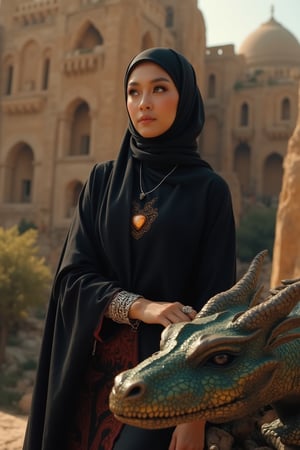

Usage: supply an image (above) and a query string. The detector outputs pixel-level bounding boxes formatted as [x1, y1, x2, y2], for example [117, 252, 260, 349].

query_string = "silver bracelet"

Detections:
[106, 290, 141, 328]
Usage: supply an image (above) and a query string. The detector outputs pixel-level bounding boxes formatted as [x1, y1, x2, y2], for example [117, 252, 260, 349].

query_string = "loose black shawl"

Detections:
[23, 48, 236, 450]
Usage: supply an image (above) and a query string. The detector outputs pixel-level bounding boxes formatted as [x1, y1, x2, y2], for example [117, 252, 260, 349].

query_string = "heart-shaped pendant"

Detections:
[132, 214, 146, 231]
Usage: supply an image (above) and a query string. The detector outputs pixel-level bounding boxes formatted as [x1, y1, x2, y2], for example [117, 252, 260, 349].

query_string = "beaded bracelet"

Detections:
[106, 290, 141, 329]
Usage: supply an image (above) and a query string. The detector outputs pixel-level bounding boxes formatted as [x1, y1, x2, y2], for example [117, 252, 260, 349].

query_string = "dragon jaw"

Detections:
[109, 318, 282, 429]
[109, 252, 300, 434]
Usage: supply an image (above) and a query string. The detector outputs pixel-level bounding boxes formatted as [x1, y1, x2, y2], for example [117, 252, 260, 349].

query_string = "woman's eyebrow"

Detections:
[128, 77, 171, 86]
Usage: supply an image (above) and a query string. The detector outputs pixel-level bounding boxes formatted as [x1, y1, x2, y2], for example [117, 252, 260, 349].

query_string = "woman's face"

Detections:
[126, 62, 179, 138]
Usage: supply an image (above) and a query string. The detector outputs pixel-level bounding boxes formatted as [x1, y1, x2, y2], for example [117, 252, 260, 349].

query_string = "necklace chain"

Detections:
[139, 162, 178, 200]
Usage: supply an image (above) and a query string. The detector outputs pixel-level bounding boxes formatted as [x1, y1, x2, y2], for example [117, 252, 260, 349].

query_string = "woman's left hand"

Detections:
[169, 420, 206, 450]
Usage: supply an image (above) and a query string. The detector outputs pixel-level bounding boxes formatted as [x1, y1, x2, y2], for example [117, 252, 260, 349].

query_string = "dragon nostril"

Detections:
[125, 382, 146, 399]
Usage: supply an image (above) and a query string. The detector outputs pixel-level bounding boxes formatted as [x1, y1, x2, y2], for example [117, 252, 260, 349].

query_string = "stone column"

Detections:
[89, 109, 98, 158]
[0, 162, 7, 202]
[57, 113, 71, 158]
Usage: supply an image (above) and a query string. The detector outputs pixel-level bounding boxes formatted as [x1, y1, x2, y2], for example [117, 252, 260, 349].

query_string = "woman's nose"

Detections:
[139, 94, 152, 110]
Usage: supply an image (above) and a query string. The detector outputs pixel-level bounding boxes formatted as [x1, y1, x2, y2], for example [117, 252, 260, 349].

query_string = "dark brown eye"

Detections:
[213, 354, 229, 365]
[210, 353, 236, 365]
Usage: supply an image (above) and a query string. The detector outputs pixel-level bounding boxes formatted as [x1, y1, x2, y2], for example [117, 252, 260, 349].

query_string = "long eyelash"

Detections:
[127, 89, 137, 96]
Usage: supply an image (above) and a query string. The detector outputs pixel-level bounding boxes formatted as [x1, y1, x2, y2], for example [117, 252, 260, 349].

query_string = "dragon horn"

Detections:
[233, 279, 300, 331]
[197, 250, 268, 318]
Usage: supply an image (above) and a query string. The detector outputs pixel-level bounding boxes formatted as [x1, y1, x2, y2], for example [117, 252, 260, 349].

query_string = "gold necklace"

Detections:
[139, 162, 178, 200]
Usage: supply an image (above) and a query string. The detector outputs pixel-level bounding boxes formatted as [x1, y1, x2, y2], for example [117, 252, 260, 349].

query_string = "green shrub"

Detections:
[0, 387, 21, 409]
[237, 205, 277, 262]
[20, 359, 37, 371]
[0, 226, 51, 365]
[18, 218, 37, 234]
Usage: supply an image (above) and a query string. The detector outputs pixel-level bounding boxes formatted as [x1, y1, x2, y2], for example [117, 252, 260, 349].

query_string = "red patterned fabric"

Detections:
[67, 325, 138, 450]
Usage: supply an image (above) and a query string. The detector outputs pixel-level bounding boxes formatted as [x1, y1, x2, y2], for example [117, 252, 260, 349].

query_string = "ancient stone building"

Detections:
[0, 1, 299, 265]
[0, 0, 205, 241]
[203, 13, 300, 214]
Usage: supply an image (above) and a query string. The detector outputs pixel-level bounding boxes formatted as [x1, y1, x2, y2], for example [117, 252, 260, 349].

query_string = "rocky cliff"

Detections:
[272, 80, 300, 286]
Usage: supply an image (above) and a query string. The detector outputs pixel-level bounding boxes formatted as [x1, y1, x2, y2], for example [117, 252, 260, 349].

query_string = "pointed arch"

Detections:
[69, 100, 91, 156]
[262, 153, 283, 201]
[73, 21, 104, 51]
[4, 143, 34, 203]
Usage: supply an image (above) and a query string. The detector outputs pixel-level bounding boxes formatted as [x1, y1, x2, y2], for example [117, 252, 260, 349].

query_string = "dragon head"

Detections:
[109, 251, 300, 429]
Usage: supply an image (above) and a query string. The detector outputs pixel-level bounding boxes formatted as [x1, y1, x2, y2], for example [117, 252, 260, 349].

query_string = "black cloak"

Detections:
[23, 48, 236, 450]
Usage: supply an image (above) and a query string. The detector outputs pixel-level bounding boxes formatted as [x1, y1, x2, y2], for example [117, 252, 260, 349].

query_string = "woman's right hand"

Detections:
[128, 298, 196, 328]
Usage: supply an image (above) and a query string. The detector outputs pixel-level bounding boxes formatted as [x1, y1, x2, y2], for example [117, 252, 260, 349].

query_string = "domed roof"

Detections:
[238, 15, 300, 67]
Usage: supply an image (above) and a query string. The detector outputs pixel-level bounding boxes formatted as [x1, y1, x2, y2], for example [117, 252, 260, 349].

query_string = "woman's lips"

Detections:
[138, 116, 155, 124]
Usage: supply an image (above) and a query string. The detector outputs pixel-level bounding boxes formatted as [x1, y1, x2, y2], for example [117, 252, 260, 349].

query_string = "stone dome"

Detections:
[238, 16, 300, 67]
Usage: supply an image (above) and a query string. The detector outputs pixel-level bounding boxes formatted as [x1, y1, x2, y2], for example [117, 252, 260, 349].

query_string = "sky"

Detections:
[198, 0, 300, 51]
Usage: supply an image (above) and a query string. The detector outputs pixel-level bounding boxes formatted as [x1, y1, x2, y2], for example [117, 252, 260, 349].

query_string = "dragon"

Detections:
[109, 251, 300, 448]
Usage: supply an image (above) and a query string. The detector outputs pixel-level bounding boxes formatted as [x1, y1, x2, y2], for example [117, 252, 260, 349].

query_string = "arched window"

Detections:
[281, 97, 290, 120]
[240, 102, 249, 127]
[70, 102, 91, 156]
[165, 6, 174, 27]
[262, 153, 283, 201]
[4, 143, 34, 203]
[208, 74, 216, 98]
[20, 40, 40, 91]
[42, 57, 51, 90]
[76, 23, 103, 51]
[5, 65, 14, 95]
[3, 56, 14, 95]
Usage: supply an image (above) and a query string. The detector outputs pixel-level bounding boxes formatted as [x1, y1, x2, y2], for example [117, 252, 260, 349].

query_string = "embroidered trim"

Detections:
[67, 326, 139, 450]
[131, 198, 158, 240]
[106, 290, 141, 329]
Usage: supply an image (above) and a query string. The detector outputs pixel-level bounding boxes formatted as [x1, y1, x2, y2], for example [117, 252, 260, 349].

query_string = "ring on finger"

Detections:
[182, 305, 193, 314]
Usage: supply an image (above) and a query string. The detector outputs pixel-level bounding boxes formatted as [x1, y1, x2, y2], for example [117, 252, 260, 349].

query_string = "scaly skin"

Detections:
[109, 251, 300, 448]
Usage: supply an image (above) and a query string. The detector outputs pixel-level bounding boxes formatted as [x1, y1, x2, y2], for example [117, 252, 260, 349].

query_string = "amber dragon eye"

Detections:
[209, 353, 236, 366]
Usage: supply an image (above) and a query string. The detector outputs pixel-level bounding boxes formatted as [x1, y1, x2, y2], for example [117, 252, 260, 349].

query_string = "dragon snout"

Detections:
[123, 382, 146, 399]
[113, 373, 146, 400]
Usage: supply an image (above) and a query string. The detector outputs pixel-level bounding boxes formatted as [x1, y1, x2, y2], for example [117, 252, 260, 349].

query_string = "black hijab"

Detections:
[124, 47, 206, 166]
[102, 48, 210, 290]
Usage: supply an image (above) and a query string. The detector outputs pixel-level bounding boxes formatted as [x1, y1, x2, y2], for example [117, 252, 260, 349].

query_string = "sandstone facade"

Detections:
[0, 2, 299, 267]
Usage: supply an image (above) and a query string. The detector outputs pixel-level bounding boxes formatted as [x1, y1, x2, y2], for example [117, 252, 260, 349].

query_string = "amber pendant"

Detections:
[132, 214, 146, 231]
[131, 198, 158, 240]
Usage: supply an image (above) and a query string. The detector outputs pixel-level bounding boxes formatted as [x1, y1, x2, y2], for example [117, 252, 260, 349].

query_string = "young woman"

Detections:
[23, 48, 236, 450]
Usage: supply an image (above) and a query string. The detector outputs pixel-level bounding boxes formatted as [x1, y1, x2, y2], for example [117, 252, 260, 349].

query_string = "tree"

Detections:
[0, 226, 52, 365]
[237, 205, 277, 262]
